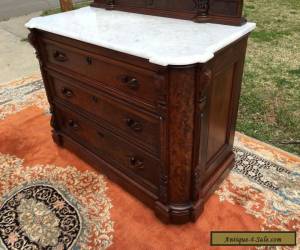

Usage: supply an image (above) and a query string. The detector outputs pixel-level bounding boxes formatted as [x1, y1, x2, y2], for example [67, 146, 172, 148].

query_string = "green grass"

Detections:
[238, 0, 300, 155]
[41, 1, 92, 16]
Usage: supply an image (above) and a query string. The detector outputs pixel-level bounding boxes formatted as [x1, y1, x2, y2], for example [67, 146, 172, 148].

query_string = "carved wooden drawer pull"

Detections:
[97, 131, 105, 138]
[86, 56, 92, 65]
[91, 95, 98, 103]
[128, 156, 144, 170]
[125, 118, 143, 132]
[61, 87, 74, 98]
[53, 51, 68, 62]
[120, 75, 139, 90]
[67, 119, 79, 130]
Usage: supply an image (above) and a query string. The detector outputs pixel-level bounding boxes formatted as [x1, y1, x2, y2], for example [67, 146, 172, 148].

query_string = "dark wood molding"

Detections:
[192, 67, 212, 201]
[91, 0, 245, 26]
[29, 30, 64, 146]
[194, 0, 209, 17]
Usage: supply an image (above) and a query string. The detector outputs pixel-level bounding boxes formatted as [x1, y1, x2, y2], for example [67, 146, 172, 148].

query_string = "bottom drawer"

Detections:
[55, 105, 160, 191]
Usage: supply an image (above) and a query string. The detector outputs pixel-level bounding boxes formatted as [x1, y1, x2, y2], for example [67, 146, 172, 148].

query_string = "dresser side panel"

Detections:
[206, 65, 235, 161]
[193, 36, 249, 198]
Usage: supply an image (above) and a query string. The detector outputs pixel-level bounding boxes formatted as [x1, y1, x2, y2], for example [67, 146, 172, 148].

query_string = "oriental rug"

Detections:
[0, 75, 299, 250]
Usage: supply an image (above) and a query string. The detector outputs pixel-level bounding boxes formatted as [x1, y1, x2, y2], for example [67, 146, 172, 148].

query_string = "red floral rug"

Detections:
[0, 75, 299, 250]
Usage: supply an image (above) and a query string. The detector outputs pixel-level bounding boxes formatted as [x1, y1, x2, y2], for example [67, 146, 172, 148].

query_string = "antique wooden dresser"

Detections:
[26, 0, 255, 224]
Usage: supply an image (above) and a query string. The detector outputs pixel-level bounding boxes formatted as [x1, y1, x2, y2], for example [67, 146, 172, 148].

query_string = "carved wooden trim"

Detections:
[28, 32, 37, 49]
[154, 70, 168, 112]
[159, 113, 168, 203]
[49, 106, 58, 129]
[156, 69, 169, 203]
[28, 32, 43, 66]
[159, 174, 168, 203]
[194, 0, 209, 17]
[50, 107, 63, 145]
[92, 0, 245, 26]
[192, 68, 212, 200]
[106, 0, 115, 9]
[28, 29, 64, 146]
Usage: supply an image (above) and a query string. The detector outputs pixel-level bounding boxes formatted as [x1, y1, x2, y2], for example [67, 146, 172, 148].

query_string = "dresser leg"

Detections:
[154, 201, 171, 223]
[155, 200, 205, 224]
[191, 198, 204, 222]
[52, 131, 64, 146]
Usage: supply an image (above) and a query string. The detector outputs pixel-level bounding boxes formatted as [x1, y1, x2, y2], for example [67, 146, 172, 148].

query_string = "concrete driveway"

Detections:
[0, 0, 82, 21]
[0, 1, 86, 84]
[0, 12, 41, 84]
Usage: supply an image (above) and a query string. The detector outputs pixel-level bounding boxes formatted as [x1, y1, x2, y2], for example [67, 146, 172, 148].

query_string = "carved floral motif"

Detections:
[194, 0, 209, 16]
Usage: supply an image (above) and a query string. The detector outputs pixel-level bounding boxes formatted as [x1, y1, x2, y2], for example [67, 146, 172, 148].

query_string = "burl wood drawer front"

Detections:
[43, 40, 164, 107]
[50, 73, 161, 155]
[55, 105, 160, 191]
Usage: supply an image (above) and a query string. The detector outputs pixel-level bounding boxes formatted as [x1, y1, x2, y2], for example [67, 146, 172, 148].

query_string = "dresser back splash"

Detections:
[91, 0, 245, 25]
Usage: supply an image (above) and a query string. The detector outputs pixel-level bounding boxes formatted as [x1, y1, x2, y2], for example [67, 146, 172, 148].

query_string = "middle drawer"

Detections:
[49, 72, 161, 155]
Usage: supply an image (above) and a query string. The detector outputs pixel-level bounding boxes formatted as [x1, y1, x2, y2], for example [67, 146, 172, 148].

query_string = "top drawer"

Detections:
[43, 39, 166, 108]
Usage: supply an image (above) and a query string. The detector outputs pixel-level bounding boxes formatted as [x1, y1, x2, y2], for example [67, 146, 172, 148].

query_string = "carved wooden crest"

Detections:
[194, 0, 209, 16]
[92, 0, 245, 26]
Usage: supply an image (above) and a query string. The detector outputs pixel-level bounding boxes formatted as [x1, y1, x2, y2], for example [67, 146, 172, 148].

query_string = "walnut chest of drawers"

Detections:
[26, 6, 255, 224]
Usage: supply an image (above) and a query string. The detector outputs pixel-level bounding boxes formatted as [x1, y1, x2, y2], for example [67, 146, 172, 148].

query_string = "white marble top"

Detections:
[25, 7, 256, 66]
